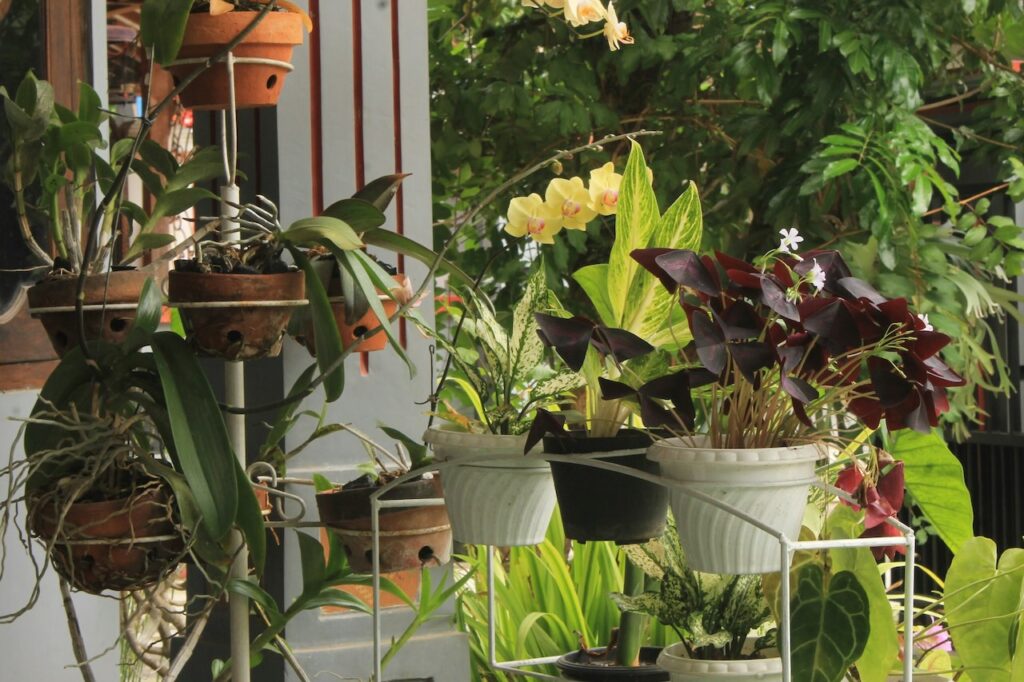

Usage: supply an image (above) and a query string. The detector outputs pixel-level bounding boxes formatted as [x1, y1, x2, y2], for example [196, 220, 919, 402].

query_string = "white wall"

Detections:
[276, 1, 470, 680]
[0, 390, 121, 680]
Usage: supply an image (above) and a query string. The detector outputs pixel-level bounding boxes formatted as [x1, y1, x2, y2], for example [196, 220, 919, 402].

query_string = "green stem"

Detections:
[380, 613, 427, 673]
[49, 189, 68, 262]
[615, 559, 645, 666]
[13, 159, 55, 265]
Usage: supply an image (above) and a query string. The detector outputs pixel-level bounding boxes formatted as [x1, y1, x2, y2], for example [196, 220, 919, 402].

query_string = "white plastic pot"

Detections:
[647, 438, 820, 574]
[657, 642, 781, 681]
[423, 428, 556, 546]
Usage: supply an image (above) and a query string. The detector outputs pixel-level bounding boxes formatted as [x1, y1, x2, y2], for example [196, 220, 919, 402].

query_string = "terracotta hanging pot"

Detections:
[168, 269, 305, 360]
[26, 270, 148, 357]
[28, 484, 183, 594]
[167, 11, 304, 111]
[298, 263, 407, 355]
[315, 476, 451, 573]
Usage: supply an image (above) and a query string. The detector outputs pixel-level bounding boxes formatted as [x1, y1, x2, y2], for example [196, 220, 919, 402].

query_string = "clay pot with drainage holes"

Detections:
[315, 475, 451, 574]
[28, 484, 184, 595]
[168, 269, 305, 360]
[27, 270, 148, 357]
[167, 11, 305, 111]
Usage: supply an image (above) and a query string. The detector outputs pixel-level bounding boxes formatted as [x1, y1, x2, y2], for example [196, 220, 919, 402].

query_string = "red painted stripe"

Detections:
[353, 0, 369, 375]
[390, 0, 407, 348]
[309, 0, 324, 215]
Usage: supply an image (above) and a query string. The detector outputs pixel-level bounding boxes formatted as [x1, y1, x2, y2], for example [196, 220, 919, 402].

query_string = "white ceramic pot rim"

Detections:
[423, 427, 548, 469]
[648, 437, 821, 465]
[657, 641, 782, 675]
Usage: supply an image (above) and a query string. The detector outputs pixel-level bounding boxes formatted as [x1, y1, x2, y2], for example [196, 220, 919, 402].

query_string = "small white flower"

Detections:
[809, 259, 826, 292]
[778, 227, 803, 254]
[918, 314, 934, 332]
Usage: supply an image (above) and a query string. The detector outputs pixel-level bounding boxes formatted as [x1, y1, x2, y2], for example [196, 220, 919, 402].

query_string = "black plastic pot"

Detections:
[544, 431, 667, 545]
[556, 646, 668, 681]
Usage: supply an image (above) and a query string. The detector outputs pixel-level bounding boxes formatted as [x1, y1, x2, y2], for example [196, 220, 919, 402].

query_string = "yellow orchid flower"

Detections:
[564, 0, 606, 27]
[545, 177, 597, 230]
[506, 193, 564, 244]
[209, 0, 314, 33]
[588, 162, 622, 216]
[603, 2, 633, 51]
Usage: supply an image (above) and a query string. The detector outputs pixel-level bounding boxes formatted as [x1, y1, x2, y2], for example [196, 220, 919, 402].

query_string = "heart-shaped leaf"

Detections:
[790, 563, 870, 682]
[654, 249, 720, 296]
[689, 309, 727, 374]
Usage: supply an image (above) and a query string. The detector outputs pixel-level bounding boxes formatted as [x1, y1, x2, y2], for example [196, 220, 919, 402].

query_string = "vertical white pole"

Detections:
[903, 534, 916, 681]
[372, 496, 382, 682]
[222, 180, 249, 682]
[780, 538, 792, 682]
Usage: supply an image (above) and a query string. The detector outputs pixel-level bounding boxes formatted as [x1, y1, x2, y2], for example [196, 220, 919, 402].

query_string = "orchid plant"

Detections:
[521, 0, 634, 51]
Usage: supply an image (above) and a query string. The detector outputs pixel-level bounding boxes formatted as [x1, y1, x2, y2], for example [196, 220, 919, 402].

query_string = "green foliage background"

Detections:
[428, 0, 1024, 437]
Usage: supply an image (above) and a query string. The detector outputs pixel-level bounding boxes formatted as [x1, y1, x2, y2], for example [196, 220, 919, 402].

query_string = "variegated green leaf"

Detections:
[530, 372, 585, 402]
[791, 564, 870, 682]
[469, 302, 509, 376]
[509, 268, 548, 384]
[572, 264, 615, 326]
[622, 182, 703, 342]
[607, 141, 660, 325]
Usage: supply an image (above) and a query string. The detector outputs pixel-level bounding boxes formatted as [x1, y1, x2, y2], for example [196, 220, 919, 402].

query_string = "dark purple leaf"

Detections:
[591, 326, 655, 362]
[849, 396, 884, 429]
[801, 299, 860, 353]
[910, 331, 950, 360]
[654, 249, 720, 296]
[781, 372, 819, 403]
[760, 276, 799, 320]
[791, 397, 813, 428]
[729, 341, 775, 384]
[638, 395, 682, 429]
[922, 356, 965, 387]
[684, 367, 719, 388]
[869, 357, 913, 408]
[631, 248, 678, 292]
[535, 313, 594, 372]
[837, 277, 887, 305]
[794, 250, 852, 292]
[524, 408, 567, 454]
[715, 300, 764, 340]
[599, 378, 636, 400]
[689, 309, 727, 374]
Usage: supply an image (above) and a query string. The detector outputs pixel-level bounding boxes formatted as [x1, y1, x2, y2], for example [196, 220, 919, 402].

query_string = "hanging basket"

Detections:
[167, 11, 304, 111]
[28, 484, 184, 594]
[299, 265, 408, 355]
[27, 270, 147, 357]
[424, 428, 556, 547]
[544, 431, 667, 545]
[168, 270, 305, 360]
[316, 476, 451, 573]
[647, 437, 820, 574]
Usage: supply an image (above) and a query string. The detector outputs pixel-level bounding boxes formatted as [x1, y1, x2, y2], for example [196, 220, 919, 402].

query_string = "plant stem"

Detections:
[13, 163, 54, 265]
[59, 578, 97, 682]
[614, 559, 645, 667]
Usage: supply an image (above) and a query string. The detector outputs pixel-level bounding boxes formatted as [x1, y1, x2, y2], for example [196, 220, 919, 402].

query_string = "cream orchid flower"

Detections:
[564, 0, 606, 27]
[588, 162, 622, 216]
[603, 2, 633, 50]
[546, 177, 597, 230]
[506, 194, 564, 244]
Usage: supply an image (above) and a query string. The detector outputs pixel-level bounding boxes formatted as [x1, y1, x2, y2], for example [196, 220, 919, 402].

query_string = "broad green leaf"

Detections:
[352, 172, 408, 212]
[235, 462, 267, 577]
[57, 121, 102, 149]
[121, 233, 176, 264]
[296, 530, 327, 598]
[77, 82, 103, 124]
[122, 277, 164, 351]
[143, 187, 215, 231]
[890, 429, 973, 554]
[290, 248, 344, 402]
[823, 157, 859, 180]
[151, 331, 238, 540]
[828, 505, 899, 682]
[303, 587, 371, 613]
[227, 578, 282, 619]
[573, 264, 614, 326]
[322, 198, 386, 231]
[360, 227, 480, 292]
[346, 249, 416, 376]
[141, 0, 195, 66]
[379, 425, 431, 470]
[790, 564, 870, 682]
[945, 537, 1024, 680]
[447, 376, 488, 423]
[607, 141, 659, 323]
[164, 159, 226, 193]
[530, 372, 586, 403]
[281, 216, 363, 251]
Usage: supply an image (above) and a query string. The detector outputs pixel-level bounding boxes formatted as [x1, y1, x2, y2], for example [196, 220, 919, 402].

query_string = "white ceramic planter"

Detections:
[657, 642, 782, 681]
[423, 428, 556, 546]
[647, 438, 820, 574]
